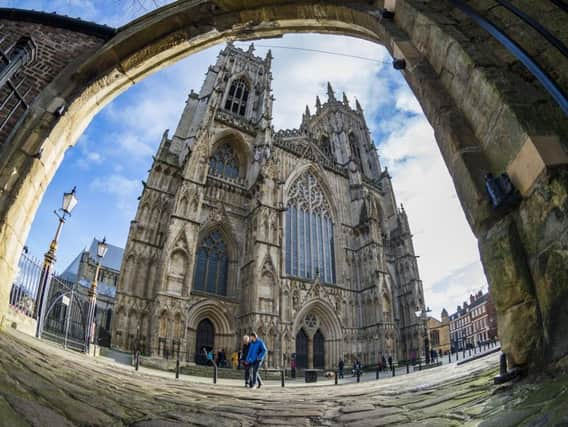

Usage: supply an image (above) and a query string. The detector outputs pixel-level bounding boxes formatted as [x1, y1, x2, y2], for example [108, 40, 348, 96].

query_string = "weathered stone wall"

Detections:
[0, 1, 566, 370]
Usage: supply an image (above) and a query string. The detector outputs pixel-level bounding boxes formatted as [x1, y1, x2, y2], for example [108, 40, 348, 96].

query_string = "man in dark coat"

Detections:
[246, 331, 268, 389]
[240, 335, 251, 387]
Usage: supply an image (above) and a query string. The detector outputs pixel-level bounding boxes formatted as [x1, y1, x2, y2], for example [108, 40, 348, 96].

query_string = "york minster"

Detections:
[111, 43, 426, 369]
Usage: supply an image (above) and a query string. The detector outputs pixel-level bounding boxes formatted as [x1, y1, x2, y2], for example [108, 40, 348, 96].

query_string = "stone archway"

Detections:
[186, 300, 234, 362]
[195, 318, 215, 365]
[0, 2, 566, 370]
[293, 300, 343, 369]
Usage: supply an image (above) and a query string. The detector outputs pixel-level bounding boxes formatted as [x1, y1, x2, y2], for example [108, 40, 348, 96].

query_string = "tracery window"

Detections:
[285, 172, 336, 283]
[224, 78, 249, 116]
[320, 135, 333, 158]
[193, 231, 229, 296]
[209, 143, 239, 179]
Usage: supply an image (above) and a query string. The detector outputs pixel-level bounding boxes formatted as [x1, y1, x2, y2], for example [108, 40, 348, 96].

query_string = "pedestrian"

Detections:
[246, 331, 267, 389]
[240, 335, 251, 387]
[352, 360, 357, 376]
[338, 359, 344, 379]
[381, 354, 387, 372]
[219, 348, 226, 368]
[388, 355, 393, 369]
[231, 350, 238, 369]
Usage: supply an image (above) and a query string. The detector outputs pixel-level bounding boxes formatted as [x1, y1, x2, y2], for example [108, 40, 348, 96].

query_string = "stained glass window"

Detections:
[224, 78, 249, 116]
[193, 231, 229, 296]
[285, 172, 336, 283]
[209, 143, 239, 179]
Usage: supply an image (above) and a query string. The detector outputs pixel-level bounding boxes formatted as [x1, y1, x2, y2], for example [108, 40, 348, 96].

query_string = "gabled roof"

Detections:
[87, 238, 124, 272]
[59, 252, 82, 283]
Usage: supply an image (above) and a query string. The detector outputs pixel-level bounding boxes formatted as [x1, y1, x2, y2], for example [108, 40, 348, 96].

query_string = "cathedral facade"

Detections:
[111, 43, 426, 369]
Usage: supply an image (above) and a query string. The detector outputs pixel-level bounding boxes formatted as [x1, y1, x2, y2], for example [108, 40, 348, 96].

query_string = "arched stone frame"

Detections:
[192, 220, 239, 299]
[164, 247, 190, 296]
[185, 300, 235, 363]
[111, 304, 127, 349]
[220, 71, 255, 120]
[209, 129, 252, 181]
[292, 299, 343, 369]
[283, 163, 339, 283]
[0, 2, 565, 370]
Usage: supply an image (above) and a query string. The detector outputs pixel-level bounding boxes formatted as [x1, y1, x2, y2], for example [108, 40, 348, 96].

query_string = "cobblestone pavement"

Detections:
[1, 331, 567, 426]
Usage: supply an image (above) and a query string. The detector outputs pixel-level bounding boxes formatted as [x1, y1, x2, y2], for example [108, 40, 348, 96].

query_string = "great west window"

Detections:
[285, 172, 336, 283]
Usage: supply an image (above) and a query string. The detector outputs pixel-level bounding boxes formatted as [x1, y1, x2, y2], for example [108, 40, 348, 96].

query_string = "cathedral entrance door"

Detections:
[313, 329, 325, 369]
[195, 319, 215, 365]
[295, 328, 308, 369]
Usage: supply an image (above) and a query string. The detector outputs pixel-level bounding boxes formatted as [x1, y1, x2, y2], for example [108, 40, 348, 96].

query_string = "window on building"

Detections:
[349, 133, 362, 166]
[224, 78, 249, 116]
[209, 143, 239, 179]
[193, 230, 229, 296]
[431, 330, 440, 346]
[320, 135, 333, 158]
[285, 172, 335, 283]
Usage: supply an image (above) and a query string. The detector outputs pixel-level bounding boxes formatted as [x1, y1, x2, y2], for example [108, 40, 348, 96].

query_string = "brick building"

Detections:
[449, 290, 498, 352]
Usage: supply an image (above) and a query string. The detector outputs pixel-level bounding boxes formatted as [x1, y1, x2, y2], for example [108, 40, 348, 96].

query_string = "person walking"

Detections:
[246, 332, 267, 389]
[388, 355, 393, 370]
[338, 359, 344, 379]
[240, 335, 251, 387]
[381, 355, 387, 372]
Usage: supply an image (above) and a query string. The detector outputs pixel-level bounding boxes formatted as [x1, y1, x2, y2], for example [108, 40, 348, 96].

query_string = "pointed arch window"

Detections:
[349, 133, 362, 167]
[285, 172, 336, 283]
[224, 78, 249, 116]
[193, 230, 229, 296]
[209, 143, 239, 179]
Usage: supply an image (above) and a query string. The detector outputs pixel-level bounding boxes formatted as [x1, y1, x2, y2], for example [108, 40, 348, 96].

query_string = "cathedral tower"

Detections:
[112, 43, 426, 369]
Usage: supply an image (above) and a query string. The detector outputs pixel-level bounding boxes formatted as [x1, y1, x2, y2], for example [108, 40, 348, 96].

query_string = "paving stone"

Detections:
[0, 331, 566, 426]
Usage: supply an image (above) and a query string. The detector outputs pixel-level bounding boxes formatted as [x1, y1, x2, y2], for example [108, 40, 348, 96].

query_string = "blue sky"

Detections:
[10, 0, 487, 317]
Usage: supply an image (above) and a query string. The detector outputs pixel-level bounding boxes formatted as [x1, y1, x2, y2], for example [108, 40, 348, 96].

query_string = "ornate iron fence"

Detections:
[9, 250, 89, 352]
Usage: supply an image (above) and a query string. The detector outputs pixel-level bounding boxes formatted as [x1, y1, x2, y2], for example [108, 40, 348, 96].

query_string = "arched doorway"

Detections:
[295, 328, 308, 369]
[195, 318, 214, 365]
[313, 329, 325, 369]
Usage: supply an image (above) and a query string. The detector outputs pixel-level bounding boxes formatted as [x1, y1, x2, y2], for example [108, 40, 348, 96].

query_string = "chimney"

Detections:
[470, 294, 475, 304]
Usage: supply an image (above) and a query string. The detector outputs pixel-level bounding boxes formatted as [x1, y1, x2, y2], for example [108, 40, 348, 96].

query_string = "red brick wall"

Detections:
[0, 19, 108, 145]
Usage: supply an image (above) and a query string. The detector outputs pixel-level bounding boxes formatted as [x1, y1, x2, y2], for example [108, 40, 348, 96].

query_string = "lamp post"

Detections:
[85, 237, 108, 355]
[415, 306, 431, 365]
[35, 187, 78, 338]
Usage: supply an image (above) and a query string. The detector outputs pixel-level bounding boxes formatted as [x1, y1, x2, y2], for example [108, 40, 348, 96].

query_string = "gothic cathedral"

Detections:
[112, 43, 426, 369]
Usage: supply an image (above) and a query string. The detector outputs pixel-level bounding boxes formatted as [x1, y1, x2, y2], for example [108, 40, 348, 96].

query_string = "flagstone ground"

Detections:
[1, 330, 567, 426]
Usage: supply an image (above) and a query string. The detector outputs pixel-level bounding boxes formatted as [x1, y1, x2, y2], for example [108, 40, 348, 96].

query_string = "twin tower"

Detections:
[111, 43, 425, 369]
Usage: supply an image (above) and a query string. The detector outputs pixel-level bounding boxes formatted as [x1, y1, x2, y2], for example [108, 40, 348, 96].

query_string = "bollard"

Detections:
[406, 362, 409, 374]
[376, 368, 379, 380]
[356, 369, 360, 383]
[281, 370, 285, 387]
[135, 351, 140, 371]
[213, 365, 218, 384]
[392, 364, 395, 377]
[469, 348, 472, 357]
[175, 356, 180, 380]
[335, 370, 338, 385]
[463, 349, 466, 359]
[448, 352, 452, 363]
[499, 353, 507, 376]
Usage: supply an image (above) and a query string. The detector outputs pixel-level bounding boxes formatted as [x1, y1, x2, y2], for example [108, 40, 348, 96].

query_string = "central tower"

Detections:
[112, 43, 426, 370]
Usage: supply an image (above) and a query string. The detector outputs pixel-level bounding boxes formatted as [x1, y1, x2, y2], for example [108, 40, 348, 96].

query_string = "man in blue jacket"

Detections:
[246, 331, 267, 388]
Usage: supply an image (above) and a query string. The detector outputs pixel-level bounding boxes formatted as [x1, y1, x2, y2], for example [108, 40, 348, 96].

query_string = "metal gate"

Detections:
[41, 276, 88, 352]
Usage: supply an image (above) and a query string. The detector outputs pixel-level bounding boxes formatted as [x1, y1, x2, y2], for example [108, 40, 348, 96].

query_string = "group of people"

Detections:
[240, 332, 268, 389]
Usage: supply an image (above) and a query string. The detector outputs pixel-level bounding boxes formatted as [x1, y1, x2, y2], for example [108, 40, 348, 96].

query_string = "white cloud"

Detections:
[90, 174, 140, 217]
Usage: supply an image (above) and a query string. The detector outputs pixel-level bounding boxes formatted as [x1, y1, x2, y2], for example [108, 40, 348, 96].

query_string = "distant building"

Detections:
[60, 238, 124, 346]
[427, 308, 450, 355]
[449, 290, 498, 351]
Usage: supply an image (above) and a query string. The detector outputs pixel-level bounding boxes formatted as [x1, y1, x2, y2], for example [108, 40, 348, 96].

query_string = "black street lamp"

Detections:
[85, 237, 108, 355]
[35, 187, 78, 338]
